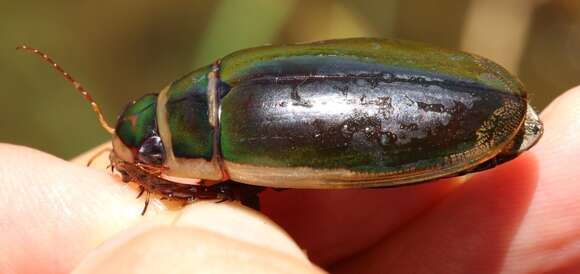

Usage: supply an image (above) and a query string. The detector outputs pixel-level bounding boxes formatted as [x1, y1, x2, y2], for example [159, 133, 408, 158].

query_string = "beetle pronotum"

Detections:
[19, 38, 543, 215]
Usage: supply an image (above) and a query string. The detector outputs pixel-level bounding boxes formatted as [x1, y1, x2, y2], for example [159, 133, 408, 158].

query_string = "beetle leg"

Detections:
[140, 191, 151, 216]
[215, 198, 229, 203]
[240, 193, 261, 211]
[86, 147, 112, 167]
[136, 186, 145, 199]
[215, 182, 264, 210]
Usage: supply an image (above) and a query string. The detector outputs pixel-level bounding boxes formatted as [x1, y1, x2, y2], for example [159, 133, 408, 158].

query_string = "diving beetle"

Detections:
[18, 38, 543, 214]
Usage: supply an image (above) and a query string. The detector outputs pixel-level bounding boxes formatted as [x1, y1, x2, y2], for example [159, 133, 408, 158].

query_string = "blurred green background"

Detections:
[2, 0, 579, 159]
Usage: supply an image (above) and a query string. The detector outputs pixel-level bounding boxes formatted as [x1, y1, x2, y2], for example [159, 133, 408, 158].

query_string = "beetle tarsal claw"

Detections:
[140, 191, 151, 215]
[136, 186, 145, 199]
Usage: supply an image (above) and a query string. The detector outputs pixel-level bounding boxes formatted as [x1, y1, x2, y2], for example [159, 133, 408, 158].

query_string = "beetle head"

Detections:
[17, 45, 175, 183]
[111, 94, 166, 171]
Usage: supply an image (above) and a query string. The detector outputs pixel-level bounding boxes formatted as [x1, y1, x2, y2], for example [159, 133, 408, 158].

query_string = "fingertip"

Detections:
[539, 85, 580, 124]
[498, 85, 580, 272]
[534, 85, 580, 155]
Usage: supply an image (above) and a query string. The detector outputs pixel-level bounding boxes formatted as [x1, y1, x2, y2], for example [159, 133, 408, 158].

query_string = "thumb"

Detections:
[72, 201, 326, 274]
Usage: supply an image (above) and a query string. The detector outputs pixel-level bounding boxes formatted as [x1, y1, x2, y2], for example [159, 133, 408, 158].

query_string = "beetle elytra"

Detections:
[19, 38, 543, 214]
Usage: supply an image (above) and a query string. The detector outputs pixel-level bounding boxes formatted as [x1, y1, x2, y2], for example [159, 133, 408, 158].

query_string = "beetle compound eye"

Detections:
[138, 135, 165, 165]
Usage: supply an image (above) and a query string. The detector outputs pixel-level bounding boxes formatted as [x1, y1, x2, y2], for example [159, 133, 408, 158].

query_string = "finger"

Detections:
[261, 176, 461, 265]
[331, 148, 539, 274]
[0, 143, 142, 274]
[332, 86, 580, 273]
[73, 203, 324, 274]
[0, 144, 305, 273]
[500, 86, 580, 273]
[79, 142, 463, 266]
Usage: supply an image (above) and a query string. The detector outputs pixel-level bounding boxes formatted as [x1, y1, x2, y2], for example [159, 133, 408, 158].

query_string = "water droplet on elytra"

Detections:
[380, 132, 397, 146]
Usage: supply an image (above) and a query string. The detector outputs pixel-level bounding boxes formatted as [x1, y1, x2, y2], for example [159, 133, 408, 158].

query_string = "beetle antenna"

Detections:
[16, 45, 115, 134]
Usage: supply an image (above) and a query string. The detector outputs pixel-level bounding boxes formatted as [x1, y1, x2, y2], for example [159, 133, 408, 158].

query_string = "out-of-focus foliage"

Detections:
[1, 0, 579, 158]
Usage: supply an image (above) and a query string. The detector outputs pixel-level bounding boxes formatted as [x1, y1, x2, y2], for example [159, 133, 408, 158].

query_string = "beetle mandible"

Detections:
[19, 38, 543, 214]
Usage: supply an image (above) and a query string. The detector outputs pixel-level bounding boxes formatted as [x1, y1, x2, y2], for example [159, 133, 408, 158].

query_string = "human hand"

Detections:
[2, 86, 580, 274]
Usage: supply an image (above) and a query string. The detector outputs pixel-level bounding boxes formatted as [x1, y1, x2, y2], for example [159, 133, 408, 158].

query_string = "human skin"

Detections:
[1, 86, 580, 273]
